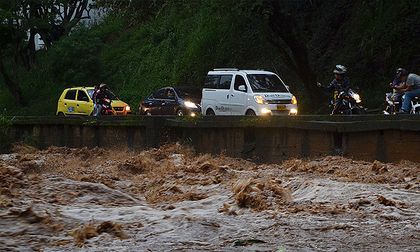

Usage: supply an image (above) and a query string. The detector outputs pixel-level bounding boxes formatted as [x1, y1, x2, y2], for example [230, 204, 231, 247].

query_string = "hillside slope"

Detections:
[1, 0, 419, 115]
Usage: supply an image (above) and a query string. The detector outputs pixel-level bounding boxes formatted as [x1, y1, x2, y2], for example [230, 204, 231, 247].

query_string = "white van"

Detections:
[201, 69, 298, 116]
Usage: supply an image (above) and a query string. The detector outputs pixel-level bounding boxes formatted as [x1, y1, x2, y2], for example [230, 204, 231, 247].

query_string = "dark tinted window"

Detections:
[204, 75, 219, 89]
[154, 89, 167, 99]
[77, 91, 90, 102]
[175, 88, 202, 99]
[104, 89, 118, 100]
[234, 75, 247, 91]
[64, 90, 76, 100]
[218, 75, 233, 90]
[247, 74, 288, 93]
[167, 89, 176, 100]
[87, 89, 94, 98]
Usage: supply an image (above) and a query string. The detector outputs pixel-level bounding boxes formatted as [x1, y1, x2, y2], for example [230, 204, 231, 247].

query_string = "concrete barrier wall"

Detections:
[6, 115, 420, 163]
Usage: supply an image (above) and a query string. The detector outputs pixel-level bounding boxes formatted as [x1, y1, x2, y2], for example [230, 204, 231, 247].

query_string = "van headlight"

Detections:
[261, 108, 272, 115]
[291, 95, 298, 105]
[254, 95, 267, 105]
[184, 101, 198, 109]
[289, 108, 298, 115]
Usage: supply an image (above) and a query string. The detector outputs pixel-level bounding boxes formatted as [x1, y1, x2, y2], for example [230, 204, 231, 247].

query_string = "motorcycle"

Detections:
[331, 89, 366, 115]
[100, 98, 115, 116]
[383, 93, 402, 115]
[383, 93, 420, 115]
[409, 96, 420, 114]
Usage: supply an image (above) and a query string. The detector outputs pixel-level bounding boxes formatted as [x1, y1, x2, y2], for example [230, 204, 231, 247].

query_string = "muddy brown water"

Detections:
[0, 144, 419, 251]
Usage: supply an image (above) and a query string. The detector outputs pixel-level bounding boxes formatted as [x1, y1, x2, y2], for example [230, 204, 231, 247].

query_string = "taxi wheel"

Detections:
[57, 112, 65, 117]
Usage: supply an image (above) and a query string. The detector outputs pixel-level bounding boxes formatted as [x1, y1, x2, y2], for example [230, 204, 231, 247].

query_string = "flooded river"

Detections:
[0, 144, 419, 251]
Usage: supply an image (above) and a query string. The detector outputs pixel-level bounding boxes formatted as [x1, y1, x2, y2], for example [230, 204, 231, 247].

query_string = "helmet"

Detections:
[99, 83, 108, 89]
[396, 68, 408, 78]
[333, 65, 347, 75]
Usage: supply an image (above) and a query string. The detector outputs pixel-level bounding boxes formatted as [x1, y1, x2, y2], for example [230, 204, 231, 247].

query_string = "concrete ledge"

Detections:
[5, 115, 420, 163]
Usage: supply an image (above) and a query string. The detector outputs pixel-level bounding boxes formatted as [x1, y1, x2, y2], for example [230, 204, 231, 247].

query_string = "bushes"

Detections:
[0, 115, 11, 152]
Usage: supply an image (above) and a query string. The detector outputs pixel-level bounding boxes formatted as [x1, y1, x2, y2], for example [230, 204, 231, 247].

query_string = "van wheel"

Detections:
[176, 109, 184, 116]
[206, 109, 215, 116]
[246, 110, 256, 116]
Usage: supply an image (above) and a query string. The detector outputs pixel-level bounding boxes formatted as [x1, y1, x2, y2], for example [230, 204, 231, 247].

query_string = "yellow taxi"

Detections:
[56, 87, 131, 116]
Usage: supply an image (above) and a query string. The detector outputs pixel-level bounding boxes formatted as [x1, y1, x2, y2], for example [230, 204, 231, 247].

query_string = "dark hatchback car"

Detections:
[139, 87, 202, 116]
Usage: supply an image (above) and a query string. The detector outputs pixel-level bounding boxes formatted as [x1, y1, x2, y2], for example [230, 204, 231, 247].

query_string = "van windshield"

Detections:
[247, 74, 288, 93]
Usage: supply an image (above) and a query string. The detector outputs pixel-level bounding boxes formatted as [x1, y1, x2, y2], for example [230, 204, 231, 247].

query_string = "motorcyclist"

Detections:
[326, 65, 350, 93]
[318, 65, 351, 114]
[389, 68, 408, 105]
[400, 71, 420, 113]
[93, 83, 109, 117]
[92, 84, 100, 117]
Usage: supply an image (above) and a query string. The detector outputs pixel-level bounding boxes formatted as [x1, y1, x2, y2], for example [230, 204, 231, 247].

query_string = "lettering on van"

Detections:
[263, 94, 289, 99]
[215, 106, 230, 112]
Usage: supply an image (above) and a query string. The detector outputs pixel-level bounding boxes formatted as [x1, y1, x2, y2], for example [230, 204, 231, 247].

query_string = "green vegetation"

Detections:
[0, 115, 11, 152]
[1, 0, 420, 114]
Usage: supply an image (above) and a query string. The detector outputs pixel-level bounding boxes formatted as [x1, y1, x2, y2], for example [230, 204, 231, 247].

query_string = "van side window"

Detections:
[204, 75, 219, 89]
[64, 90, 77, 100]
[234, 75, 247, 91]
[218, 75, 233, 90]
[77, 91, 90, 102]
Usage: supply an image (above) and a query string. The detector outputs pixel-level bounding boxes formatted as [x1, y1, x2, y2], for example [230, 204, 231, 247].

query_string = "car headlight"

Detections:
[254, 95, 267, 105]
[125, 105, 131, 111]
[184, 101, 198, 109]
[291, 95, 298, 105]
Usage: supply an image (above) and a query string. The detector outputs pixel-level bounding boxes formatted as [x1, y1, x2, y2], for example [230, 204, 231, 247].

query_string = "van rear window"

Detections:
[204, 75, 232, 90]
[64, 90, 77, 100]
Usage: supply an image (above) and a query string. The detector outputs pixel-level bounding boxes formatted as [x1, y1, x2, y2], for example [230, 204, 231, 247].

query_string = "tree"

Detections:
[96, 0, 167, 24]
[0, 0, 93, 104]
[0, 1, 26, 104]
[256, 0, 322, 109]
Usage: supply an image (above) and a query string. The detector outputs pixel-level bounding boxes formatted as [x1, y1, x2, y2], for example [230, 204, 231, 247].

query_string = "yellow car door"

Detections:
[76, 90, 94, 115]
[63, 89, 78, 115]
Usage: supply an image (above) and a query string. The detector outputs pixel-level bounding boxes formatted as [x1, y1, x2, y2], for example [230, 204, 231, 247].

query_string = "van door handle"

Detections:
[226, 95, 229, 99]
[231, 94, 235, 97]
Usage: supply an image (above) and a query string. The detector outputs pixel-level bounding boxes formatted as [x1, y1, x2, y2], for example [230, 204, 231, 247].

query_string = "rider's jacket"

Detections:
[326, 77, 350, 93]
[94, 90, 106, 105]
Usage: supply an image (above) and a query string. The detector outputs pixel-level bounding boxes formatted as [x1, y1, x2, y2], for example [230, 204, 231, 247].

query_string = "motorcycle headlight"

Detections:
[254, 95, 267, 105]
[291, 95, 298, 105]
[184, 101, 198, 109]
[353, 94, 361, 103]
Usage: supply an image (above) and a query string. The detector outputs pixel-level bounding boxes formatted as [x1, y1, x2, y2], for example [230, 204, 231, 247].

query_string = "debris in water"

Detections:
[71, 221, 127, 246]
[233, 178, 291, 211]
